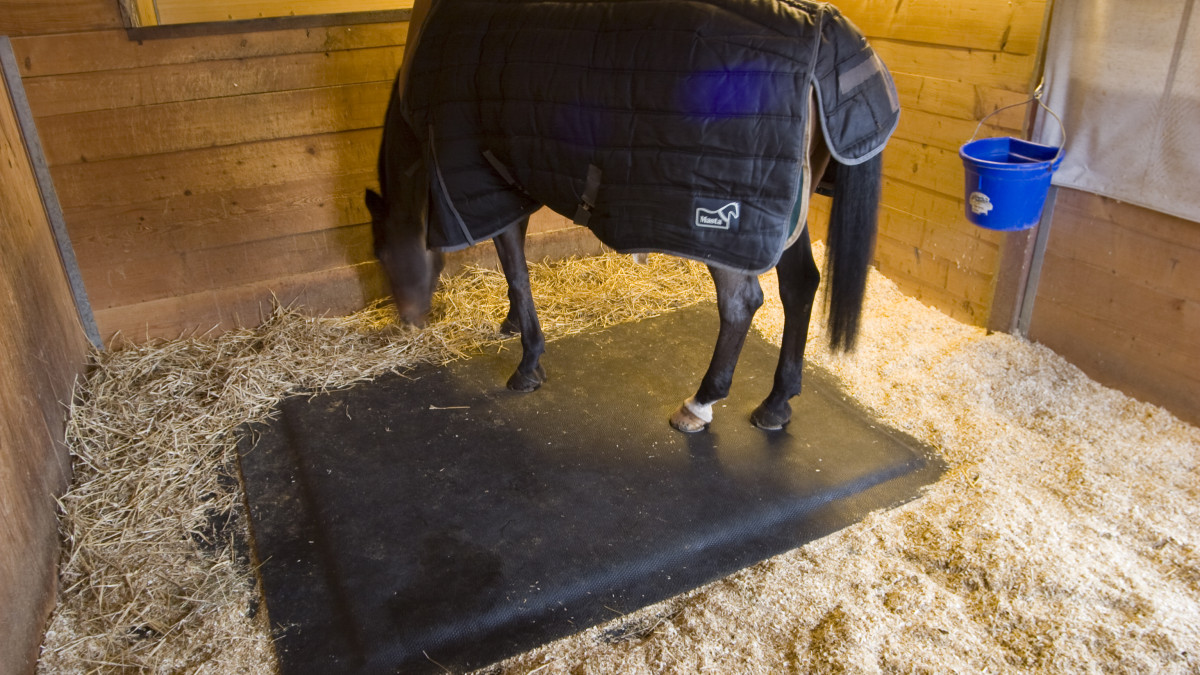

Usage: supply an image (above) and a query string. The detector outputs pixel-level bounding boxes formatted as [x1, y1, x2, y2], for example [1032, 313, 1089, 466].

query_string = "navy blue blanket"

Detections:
[398, 0, 898, 273]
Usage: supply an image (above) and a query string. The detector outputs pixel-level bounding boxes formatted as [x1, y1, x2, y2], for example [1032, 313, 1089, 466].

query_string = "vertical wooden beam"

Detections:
[0, 37, 92, 675]
[118, 0, 161, 27]
[1, 38, 101, 348]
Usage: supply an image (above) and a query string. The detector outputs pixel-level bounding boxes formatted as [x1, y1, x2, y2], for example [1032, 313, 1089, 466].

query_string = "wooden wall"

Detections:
[0, 44, 91, 675]
[1029, 189, 1200, 426]
[3, 0, 586, 343]
[7, 10, 406, 342]
[812, 0, 1048, 326]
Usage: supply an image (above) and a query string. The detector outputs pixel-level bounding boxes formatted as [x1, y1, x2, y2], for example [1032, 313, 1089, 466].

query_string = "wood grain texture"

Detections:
[52, 128, 381, 209]
[11, 23, 408, 77]
[37, 80, 392, 166]
[0, 0, 122, 36]
[0, 58, 90, 675]
[871, 40, 1036, 91]
[836, 0, 1047, 327]
[152, 0, 410, 25]
[893, 72, 1029, 128]
[836, 0, 1044, 55]
[12, 14, 404, 341]
[94, 226, 602, 342]
[1029, 189, 1200, 426]
[21, 45, 404, 117]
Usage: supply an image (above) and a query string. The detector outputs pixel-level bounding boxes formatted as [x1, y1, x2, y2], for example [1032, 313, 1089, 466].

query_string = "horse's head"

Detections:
[365, 188, 444, 327]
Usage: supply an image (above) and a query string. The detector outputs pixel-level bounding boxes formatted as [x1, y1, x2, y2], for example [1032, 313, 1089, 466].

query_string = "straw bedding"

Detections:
[38, 249, 1200, 673]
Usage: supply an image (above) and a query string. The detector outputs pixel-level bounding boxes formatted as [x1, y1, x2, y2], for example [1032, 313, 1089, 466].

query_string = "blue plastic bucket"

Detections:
[959, 137, 1063, 231]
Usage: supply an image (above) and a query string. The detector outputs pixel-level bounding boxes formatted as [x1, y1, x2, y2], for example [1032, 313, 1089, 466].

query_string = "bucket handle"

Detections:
[969, 81, 1066, 159]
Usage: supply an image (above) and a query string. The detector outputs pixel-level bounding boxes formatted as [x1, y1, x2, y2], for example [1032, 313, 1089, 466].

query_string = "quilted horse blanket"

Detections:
[395, 0, 899, 273]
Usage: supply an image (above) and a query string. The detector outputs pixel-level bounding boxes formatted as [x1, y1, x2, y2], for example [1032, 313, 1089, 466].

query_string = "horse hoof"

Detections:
[751, 403, 790, 431]
[669, 405, 709, 433]
[506, 365, 546, 392]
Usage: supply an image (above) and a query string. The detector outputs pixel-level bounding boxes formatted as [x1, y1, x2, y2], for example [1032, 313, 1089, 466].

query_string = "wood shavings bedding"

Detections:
[492, 244, 1200, 674]
[37, 250, 1199, 673]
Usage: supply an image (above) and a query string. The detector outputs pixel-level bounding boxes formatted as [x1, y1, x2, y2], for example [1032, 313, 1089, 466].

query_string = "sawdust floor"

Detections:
[486, 252, 1200, 674]
[39, 250, 1199, 674]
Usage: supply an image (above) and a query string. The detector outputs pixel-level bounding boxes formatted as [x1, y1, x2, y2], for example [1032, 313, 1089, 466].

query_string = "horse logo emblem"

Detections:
[694, 201, 741, 230]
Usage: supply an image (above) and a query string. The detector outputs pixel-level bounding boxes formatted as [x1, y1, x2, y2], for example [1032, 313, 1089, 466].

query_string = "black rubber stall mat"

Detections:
[237, 303, 943, 674]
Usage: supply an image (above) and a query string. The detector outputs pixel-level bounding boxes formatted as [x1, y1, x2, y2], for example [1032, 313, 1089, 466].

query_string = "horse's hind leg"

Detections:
[492, 216, 547, 392]
[751, 229, 820, 430]
[670, 267, 763, 432]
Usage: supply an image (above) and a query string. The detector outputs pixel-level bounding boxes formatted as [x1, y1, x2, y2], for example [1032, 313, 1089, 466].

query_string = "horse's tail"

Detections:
[824, 152, 883, 352]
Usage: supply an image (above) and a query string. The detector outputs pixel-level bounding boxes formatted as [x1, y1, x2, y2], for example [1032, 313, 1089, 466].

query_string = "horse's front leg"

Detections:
[670, 267, 763, 432]
[492, 216, 547, 392]
[751, 229, 820, 430]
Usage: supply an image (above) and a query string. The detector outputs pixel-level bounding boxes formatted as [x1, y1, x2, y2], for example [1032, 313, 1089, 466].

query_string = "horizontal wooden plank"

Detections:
[528, 208, 575, 236]
[875, 233, 949, 290]
[52, 127, 381, 210]
[152, 0, 410, 25]
[882, 138, 965, 200]
[878, 212, 995, 284]
[893, 72, 1029, 127]
[0, 0, 122, 36]
[40, 79, 391, 165]
[878, 203, 926, 247]
[10, 22, 407, 77]
[66, 170, 375, 269]
[81, 221, 376, 310]
[893, 107, 1015, 154]
[875, 220, 996, 324]
[1036, 251, 1199, 351]
[839, 0, 1046, 55]
[94, 260, 387, 342]
[943, 261, 995, 309]
[22, 45, 404, 117]
[1029, 294, 1199, 426]
[1055, 188, 1200, 249]
[93, 227, 607, 343]
[927, 225, 1000, 276]
[1051, 203, 1200, 303]
[870, 241, 989, 325]
[881, 178, 968, 231]
[872, 39, 1036, 92]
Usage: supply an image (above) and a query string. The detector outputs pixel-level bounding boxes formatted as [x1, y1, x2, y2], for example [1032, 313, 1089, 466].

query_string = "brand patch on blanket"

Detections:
[694, 198, 741, 231]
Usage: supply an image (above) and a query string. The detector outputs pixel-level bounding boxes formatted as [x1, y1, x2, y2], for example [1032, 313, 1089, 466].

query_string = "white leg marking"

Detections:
[684, 396, 714, 424]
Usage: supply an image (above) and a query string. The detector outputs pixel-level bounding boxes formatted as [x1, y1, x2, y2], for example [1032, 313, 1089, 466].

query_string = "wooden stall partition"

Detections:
[6, 2, 597, 343]
[0, 0, 124, 37]
[0, 40, 92, 675]
[809, 0, 1048, 326]
[1028, 189, 1200, 426]
[7, 16, 409, 342]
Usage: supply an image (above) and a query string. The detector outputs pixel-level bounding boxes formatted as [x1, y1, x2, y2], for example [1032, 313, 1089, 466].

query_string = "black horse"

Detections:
[366, 0, 896, 432]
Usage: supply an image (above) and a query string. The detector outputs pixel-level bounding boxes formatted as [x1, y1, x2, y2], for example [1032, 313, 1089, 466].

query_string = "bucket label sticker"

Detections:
[969, 191, 994, 216]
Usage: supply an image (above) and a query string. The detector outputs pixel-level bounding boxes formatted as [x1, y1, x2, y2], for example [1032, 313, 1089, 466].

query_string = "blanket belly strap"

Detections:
[573, 164, 603, 227]
[483, 149, 527, 193]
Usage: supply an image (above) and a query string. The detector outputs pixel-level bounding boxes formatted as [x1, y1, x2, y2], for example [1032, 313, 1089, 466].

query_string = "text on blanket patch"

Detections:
[694, 200, 741, 230]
